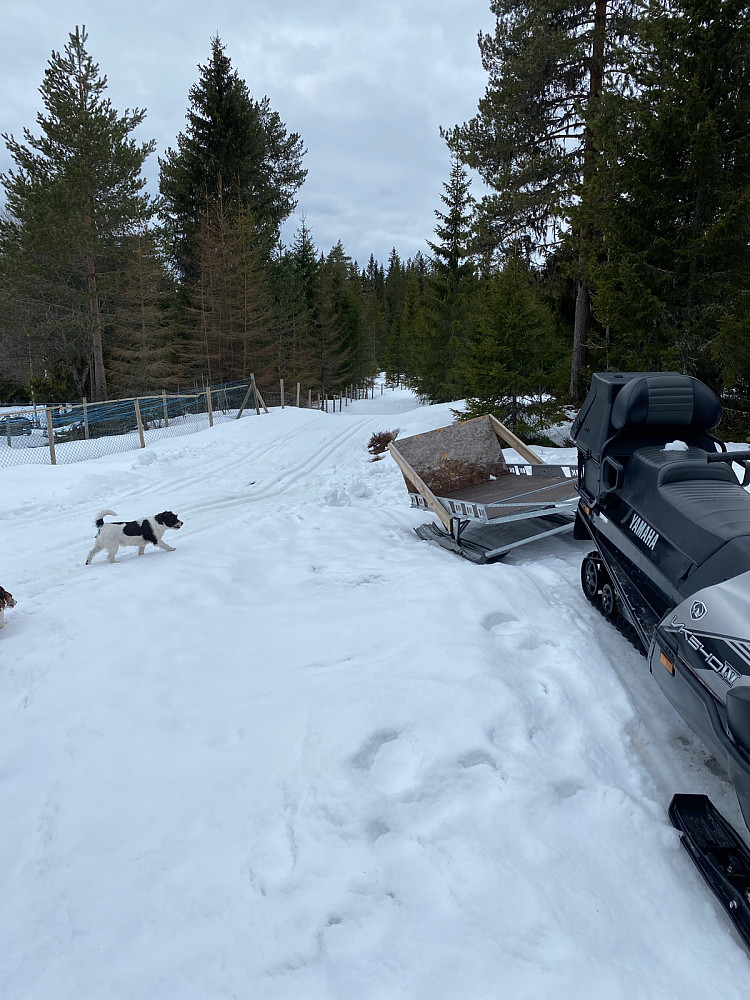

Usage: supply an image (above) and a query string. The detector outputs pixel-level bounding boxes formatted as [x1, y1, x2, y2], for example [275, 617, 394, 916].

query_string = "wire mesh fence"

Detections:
[0, 377, 381, 469]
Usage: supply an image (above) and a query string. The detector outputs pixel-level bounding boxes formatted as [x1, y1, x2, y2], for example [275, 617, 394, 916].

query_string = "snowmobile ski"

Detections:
[669, 793, 750, 951]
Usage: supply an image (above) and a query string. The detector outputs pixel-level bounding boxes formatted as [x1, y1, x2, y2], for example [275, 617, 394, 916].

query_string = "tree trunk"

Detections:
[87, 252, 107, 401]
[570, 277, 590, 399]
[568, 0, 607, 403]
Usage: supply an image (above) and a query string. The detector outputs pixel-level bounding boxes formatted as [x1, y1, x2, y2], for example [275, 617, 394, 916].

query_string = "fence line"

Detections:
[0, 377, 381, 469]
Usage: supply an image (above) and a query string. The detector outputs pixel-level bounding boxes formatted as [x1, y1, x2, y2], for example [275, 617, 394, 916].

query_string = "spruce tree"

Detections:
[159, 36, 306, 283]
[284, 218, 322, 389]
[399, 270, 429, 390]
[107, 221, 187, 396]
[316, 243, 356, 394]
[460, 258, 565, 438]
[414, 153, 476, 402]
[322, 242, 376, 386]
[0, 26, 157, 400]
[446, 0, 637, 399]
[361, 257, 388, 371]
[582, 0, 750, 400]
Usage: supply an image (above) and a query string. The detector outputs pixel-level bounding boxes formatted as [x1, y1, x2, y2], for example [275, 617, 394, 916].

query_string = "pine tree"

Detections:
[413, 153, 476, 402]
[582, 0, 750, 400]
[360, 257, 388, 371]
[446, 0, 637, 399]
[322, 242, 376, 386]
[384, 311, 406, 385]
[188, 188, 274, 384]
[107, 221, 187, 395]
[276, 218, 323, 390]
[399, 270, 429, 389]
[159, 36, 306, 284]
[0, 26, 157, 400]
[315, 243, 356, 394]
[460, 258, 565, 439]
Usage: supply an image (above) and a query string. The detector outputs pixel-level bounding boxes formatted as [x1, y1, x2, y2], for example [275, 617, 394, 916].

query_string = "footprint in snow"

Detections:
[351, 729, 400, 772]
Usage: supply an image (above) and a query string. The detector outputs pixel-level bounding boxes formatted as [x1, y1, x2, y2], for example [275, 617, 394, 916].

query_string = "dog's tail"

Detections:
[95, 509, 117, 527]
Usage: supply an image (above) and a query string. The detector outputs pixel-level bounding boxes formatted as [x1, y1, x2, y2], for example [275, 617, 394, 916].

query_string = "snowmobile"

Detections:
[572, 371, 750, 947]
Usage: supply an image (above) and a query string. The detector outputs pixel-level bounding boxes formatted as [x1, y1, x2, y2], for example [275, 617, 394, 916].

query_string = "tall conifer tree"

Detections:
[0, 26, 157, 400]
[159, 36, 306, 283]
[582, 0, 750, 398]
[446, 0, 637, 399]
[414, 153, 476, 402]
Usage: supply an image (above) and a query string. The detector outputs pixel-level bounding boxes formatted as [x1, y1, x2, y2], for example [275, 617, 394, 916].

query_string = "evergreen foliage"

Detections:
[2, 9, 748, 434]
[460, 258, 567, 440]
[581, 0, 750, 399]
[159, 36, 306, 284]
[107, 221, 187, 396]
[446, 0, 638, 399]
[0, 26, 157, 401]
[411, 154, 477, 402]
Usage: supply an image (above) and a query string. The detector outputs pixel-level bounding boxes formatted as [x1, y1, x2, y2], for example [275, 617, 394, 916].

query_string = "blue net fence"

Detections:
[0, 378, 377, 469]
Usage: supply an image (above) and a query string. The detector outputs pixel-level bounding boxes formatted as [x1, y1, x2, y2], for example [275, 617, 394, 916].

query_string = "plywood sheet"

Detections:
[393, 415, 508, 494]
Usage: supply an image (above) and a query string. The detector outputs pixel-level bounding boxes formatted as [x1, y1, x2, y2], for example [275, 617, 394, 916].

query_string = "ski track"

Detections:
[3, 393, 750, 996]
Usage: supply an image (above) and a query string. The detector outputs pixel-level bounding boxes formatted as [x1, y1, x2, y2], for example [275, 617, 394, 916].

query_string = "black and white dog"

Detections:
[85, 509, 183, 564]
[0, 586, 16, 628]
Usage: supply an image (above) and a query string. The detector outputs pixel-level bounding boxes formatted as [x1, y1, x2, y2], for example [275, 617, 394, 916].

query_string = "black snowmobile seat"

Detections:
[626, 446, 737, 488]
[620, 444, 750, 582]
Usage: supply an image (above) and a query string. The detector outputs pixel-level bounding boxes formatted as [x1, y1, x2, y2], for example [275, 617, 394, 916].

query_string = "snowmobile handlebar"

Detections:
[706, 450, 750, 486]
[707, 450, 750, 463]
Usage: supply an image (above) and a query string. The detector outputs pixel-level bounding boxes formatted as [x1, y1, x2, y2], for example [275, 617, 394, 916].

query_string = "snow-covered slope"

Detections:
[1, 386, 748, 998]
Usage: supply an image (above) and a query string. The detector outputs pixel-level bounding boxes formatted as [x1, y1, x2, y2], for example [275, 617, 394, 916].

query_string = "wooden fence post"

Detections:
[280, 378, 285, 409]
[236, 379, 253, 419]
[162, 389, 169, 427]
[296, 382, 300, 407]
[82, 397, 90, 439]
[45, 408, 57, 465]
[206, 387, 214, 427]
[250, 375, 269, 414]
[134, 398, 146, 448]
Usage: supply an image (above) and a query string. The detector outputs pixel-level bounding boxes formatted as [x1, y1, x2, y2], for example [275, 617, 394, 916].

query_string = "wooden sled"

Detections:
[389, 414, 578, 563]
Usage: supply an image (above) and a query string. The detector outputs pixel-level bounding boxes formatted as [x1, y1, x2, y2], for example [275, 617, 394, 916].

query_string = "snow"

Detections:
[1, 383, 749, 998]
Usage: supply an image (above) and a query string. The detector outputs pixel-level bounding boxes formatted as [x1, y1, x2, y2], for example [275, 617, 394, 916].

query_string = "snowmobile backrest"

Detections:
[610, 374, 722, 435]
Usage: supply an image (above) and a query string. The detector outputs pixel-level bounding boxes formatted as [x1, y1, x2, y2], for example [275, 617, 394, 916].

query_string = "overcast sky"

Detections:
[1, 0, 496, 268]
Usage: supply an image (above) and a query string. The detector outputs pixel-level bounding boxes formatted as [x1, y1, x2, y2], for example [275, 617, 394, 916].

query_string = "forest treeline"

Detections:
[1, 3, 749, 441]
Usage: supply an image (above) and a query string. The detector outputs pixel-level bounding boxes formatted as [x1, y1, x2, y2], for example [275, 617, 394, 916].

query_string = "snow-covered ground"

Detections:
[1, 384, 749, 998]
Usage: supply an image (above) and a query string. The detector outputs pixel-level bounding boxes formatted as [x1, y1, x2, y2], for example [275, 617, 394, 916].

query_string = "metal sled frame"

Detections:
[389, 414, 578, 563]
